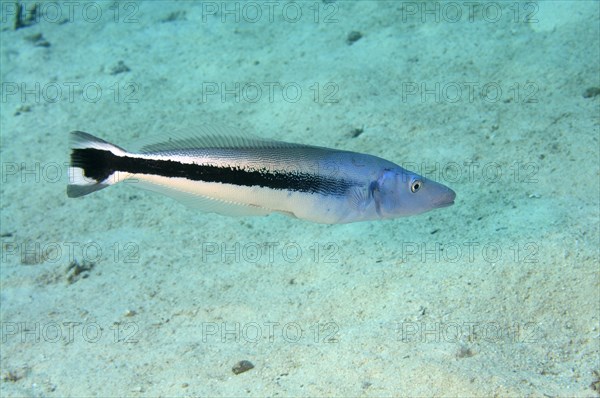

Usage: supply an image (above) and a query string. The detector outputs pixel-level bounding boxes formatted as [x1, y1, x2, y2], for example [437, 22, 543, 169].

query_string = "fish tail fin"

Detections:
[67, 131, 129, 198]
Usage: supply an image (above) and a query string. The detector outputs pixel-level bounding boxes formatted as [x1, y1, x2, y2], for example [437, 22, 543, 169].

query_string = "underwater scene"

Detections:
[1, 1, 599, 396]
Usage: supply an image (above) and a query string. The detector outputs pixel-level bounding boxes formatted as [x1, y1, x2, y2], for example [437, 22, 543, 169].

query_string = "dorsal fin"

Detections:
[128, 125, 303, 154]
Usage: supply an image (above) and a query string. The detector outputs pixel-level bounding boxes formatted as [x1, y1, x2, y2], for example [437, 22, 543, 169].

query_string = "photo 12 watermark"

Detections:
[397, 321, 541, 344]
[199, 241, 340, 264]
[200, 1, 340, 24]
[198, 321, 339, 344]
[0, 160, 540, 187]
[1, 1, 140, 27]
[398, 2, 539, 24]
[200, 81, 339, 104]
[397, 241, 539, 264]
[1, 240, 140, 265]
[399, 161, 540, 185]
[400, 81, 539, 104]
[1, 81, 140, 105]
[1, 321, 139, 344]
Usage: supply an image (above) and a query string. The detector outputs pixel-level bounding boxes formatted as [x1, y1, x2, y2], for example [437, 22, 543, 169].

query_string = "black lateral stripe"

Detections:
[71, 148, 355, 195]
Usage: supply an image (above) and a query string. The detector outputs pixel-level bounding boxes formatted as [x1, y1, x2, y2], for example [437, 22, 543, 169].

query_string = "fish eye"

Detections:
[410, 179, 422, 193]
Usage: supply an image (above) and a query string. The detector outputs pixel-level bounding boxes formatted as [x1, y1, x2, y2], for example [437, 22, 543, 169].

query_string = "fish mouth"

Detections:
[436, 200, 455, 208]
[434, 188, 456, 208]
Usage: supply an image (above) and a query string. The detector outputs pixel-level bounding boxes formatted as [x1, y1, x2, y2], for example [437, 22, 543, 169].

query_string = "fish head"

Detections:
[372, 168, 456, 218]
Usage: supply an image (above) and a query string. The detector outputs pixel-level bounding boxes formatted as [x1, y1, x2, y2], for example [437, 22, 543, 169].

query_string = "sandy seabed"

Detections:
[1, 1, 599, 396]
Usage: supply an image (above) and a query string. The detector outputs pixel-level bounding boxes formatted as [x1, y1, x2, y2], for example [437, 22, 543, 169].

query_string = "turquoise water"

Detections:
[1, 1, 599, 396]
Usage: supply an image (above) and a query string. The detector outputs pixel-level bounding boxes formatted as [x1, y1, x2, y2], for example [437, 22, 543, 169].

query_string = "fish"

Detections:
[67, 126, 456, 224]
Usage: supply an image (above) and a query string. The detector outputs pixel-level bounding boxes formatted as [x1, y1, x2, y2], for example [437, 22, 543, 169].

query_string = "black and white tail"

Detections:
[67, 131, 128, 198]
